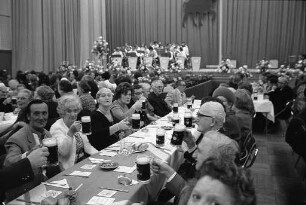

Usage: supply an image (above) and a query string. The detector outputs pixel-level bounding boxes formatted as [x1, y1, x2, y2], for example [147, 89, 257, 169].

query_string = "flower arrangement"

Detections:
[91, 36, 109, 58]
[57, 61, 75, 73]
[216, 59, 234, 73]
[255, 59, 271, 73]
[236, 65, 253, 78]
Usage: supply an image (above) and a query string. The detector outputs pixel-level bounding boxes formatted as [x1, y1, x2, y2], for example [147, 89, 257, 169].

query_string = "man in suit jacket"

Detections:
[0, 147, 49, 203]
[148, 80, 171, 117]
[4, 99, 53, 201]
[152, 131, 239, 205]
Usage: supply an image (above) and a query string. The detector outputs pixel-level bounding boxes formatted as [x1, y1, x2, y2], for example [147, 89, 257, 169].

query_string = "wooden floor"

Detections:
[251, 129, 305, 205]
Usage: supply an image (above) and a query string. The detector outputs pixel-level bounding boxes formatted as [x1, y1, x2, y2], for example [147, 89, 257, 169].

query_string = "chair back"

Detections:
[176, 57, 185, 69]
[143, 57, 153, 66]
[128, 57, 138, 71]
[126, 52, 137, 57]
[191, 57, 201, 71]
[230, 60, 237, 69]
[269, 59, 279, 69]
[241, 134, 258, 168]
[160, 57, 170, 71]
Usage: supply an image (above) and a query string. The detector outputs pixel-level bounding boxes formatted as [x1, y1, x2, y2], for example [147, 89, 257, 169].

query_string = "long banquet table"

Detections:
[7, 105, 200, 205]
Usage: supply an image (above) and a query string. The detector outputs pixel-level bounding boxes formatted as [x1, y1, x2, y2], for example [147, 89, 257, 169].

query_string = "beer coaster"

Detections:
[99, 161, 119, 170]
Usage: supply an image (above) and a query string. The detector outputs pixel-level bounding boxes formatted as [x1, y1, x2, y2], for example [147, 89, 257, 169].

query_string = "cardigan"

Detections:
[89, 110, 119, 151]
[50, 118, 98, 170]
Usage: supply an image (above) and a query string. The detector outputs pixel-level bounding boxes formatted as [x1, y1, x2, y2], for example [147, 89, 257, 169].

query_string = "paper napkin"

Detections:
[99, 150, 118, 157]
[98, 190, 117, 198]
[89, 157, 111, 164]
[69, 171, 91, 177]
[87, 196, 115, 205]
[113, 165, 136, 174]
[42, 179, 69, 189]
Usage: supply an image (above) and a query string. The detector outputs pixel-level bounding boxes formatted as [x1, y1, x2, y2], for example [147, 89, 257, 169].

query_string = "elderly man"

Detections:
[4, 99, 53, 200]
[152, 131, 239, 204]
[148, 80, 171, 117]
[269, 76, 294, 120]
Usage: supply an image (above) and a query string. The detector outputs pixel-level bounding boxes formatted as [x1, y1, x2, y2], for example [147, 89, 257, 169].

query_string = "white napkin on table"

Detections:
[42, 179, 69, 189]
[89, 157, 111, 164]
[114, 165, 136, 174]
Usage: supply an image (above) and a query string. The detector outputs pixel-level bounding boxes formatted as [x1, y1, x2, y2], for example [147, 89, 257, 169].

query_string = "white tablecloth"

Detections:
[253, 99, 275, 122]
[8, 106, 199, 205]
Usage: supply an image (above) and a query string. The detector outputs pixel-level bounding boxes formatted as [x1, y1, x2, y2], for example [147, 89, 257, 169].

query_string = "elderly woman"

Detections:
[110, 82, 142, 121]
[50, 94, 98, 170]
[89, 88, 130, 150]
[78, 80, 96, 112]
[186, 158, 256, 205]
[34, 85, 59, 130]
[233, 89, 254, 142]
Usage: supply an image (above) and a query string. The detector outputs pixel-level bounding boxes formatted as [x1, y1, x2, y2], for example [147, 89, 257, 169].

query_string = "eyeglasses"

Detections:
[100, 93, 113, 98]
[196, 112, 213, 118]
[179, 84, 186, 87]
[134, 92, 143, 95]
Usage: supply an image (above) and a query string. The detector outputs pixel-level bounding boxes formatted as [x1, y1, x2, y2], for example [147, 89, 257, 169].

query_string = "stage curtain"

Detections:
[222, 0, 306, 67]
[80, 0, 107, 68]
[11, 0, 80, 75]
[105, 0, 219, 67]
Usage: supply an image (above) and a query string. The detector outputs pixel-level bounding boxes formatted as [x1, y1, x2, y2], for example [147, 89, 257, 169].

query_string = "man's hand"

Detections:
[151, 158, 175, 178]
[183, 129, 196, 149]
[27, 147, 49, 169]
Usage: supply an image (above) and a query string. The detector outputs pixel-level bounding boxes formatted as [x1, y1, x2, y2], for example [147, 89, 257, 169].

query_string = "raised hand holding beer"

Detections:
[151, 158, 175, 179]
[67, 121, 82, 137]
[183, 129, 196, 149]
[27, 146, 49, 169]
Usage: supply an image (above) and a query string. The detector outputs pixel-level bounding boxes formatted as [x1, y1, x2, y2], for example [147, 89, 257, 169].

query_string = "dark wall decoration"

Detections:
[182, 0, 216, 27]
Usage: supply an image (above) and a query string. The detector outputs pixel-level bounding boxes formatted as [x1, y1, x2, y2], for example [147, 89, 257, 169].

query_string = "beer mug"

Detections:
[172, 113, 180, 126]
[184, 110, 193, 128]
[136, 155, 151, 183]
[81, 116, 92, 135]
[172, 103, 178, 113]
[42, 138, 58, 166]
[132, 114, 141, 130]
[156, 128, 165, 147]
[171, 124, 185, 146]
[186, 98, 192, 109]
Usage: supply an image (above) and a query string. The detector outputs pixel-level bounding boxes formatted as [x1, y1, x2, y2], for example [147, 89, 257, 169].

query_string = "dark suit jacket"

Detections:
[4, 124, 51, 201]
[0, 156, 34, 203]
[268, 85, 294, 119]
[148, 92, 171, 117]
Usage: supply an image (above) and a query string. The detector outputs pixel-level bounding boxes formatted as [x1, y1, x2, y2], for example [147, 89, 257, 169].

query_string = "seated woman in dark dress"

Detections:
[89, 88, 130, 151]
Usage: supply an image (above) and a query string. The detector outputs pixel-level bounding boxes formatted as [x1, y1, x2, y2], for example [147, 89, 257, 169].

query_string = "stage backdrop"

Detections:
[105, 0, 219, 67]
[10, 0, 306, 74]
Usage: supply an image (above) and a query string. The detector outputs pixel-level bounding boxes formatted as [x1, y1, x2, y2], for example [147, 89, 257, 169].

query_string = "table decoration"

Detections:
[99, 161, 119, 170]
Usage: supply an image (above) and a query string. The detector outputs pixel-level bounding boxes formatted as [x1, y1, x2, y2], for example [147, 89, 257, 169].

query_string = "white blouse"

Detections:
[50, 118, 98, 170]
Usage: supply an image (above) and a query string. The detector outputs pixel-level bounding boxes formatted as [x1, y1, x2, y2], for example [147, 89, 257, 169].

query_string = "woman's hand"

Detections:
[117, 120, 130, 131]
[132, 100, 142, 110]
[68, 121, 82, 137]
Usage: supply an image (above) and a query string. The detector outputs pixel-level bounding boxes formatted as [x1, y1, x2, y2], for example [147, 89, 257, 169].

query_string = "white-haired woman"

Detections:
[50, 94, 98, 170]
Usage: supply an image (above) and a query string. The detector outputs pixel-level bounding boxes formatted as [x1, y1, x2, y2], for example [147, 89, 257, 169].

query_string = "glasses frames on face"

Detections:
[196, 112, 214, 119]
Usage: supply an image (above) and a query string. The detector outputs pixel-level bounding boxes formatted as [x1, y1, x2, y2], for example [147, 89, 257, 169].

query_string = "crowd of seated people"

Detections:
[0, 66, 304, 204]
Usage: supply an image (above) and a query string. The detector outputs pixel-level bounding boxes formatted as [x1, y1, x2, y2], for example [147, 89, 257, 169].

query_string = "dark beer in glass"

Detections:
[171, 124, 185, 146]
[172, 114, 180, 126]
[81, 116, 92, 135]
[184, 110, 193, 128]
[132, 114, 141, 130]
[172, 103, 178, 113]
[156, 128, 165, 147]
[136, 156, 151, 183]
[42, 138, 58, 166]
